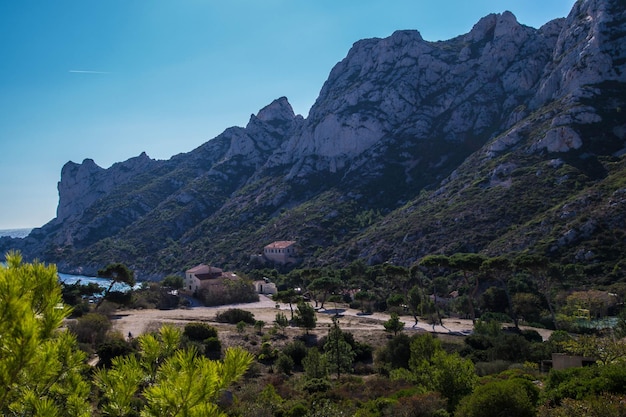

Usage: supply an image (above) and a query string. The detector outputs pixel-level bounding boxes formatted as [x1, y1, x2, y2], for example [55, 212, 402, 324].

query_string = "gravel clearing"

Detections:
[111, 295, 552, 341]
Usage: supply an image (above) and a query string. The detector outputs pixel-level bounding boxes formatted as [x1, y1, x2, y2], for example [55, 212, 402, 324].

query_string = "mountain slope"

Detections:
[2, 0, 625, 281]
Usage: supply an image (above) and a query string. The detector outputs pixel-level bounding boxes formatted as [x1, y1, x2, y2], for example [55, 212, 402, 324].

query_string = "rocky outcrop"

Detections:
[215, 97, 301, 168]
[56, 152, 156, 222]
[533, 0, 626, 106]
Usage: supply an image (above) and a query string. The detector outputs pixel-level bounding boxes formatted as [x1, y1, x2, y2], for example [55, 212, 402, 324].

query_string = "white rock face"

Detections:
[56, 159, 105, 221]
[56, 152, 154, 222]
[532, 0, 626, 106]
[266, 11, 564, 175]
[532, 127, 584, 153]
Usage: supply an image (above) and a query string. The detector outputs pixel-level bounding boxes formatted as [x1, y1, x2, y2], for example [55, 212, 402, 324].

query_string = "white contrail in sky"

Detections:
[69, 70, 111, 74]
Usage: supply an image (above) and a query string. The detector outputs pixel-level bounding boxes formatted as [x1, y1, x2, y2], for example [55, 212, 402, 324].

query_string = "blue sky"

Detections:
[0, 1, 575, 229]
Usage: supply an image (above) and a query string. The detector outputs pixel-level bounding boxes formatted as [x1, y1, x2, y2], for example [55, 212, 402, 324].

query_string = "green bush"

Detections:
[474, 360, 512, 377]
[455, 379, 537, 417]
[96, 336, 136, 368]
[282, 340, 308, 368]
[276, 353, 294, 375]
[67, 312, 112, 348]
[537, 394, 626, 417]
[543, 364, 626, 405]
[215, 308, 256, 324]
[284, 402, 308, 417]
[204, 337, 222, 360]
[375, 333, 412, 374]
[183, 322, 218, 341]
[302, 377, 331, 393]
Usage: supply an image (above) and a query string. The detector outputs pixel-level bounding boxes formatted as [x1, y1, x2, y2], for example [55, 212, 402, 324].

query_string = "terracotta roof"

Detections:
[264, 240, 296, 249]
[197, 272, 238, 282]
[186, 264, 223, 277]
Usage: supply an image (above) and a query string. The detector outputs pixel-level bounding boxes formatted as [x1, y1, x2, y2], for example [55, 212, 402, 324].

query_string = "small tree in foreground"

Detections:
[0, 251, 91, 415]
[303, 348, 328, 380]
[392, 333, 477, 411]
[94, 325, 253, 416]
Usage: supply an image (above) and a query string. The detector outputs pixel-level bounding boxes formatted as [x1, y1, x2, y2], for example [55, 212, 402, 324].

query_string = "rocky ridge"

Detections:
[2, 0, 625, 280]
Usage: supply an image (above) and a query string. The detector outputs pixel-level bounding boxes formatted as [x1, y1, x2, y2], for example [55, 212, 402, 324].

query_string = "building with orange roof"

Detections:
[263, 240, 298, 265]
[185, 264, 236, 293]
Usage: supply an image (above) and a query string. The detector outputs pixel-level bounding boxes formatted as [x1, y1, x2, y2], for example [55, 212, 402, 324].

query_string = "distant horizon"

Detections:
[0, 1, 576, 229]
[0, 228, 33, 239]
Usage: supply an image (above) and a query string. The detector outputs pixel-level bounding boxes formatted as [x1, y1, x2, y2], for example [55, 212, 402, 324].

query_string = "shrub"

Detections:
[284, 402, 308, 417]
[387, 392, 449, 417]
[302, 378, 331, 393]
[537, 394, 626, 417]
[215, 308, 256, 324]
[282, 340, 308, 368]
[183, 322, 218, 341]
[455, 379, 536, 417]
[67, 312, 112, 348]
[276, 353, 294, 375]
[96, 336, 136, 368]
[236, 321, 247, 333]
[375, 333, 412, 374]
[197, 279, 259, 307]
[475, 360, 512, 377]
[543, 363, 626, 405]
[204, 337, 222, 360]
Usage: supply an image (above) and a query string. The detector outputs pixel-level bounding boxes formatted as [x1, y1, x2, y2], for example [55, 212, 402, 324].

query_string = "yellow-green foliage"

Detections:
[1, 253, 254, 417]
[94, 325, 254, 417]
[0, 251, 91, 416]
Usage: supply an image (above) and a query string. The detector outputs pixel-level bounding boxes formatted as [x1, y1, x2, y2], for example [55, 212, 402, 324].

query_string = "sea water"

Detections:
[0, 228, 32, 238]
[0, 228, 136, 292]
[58, 272, 137, 292]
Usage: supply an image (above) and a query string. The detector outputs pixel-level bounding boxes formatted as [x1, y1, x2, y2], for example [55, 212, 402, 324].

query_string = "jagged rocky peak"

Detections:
[465, 11, 522, 42]
[57, 159, 105, 222]
[56, 152, 156, 222]
[113, 151, 152, 169]
[268, 9, 554, 175]
[60, 158, 103, 178]
[254, 96, 297, 123]
[533, 0, 626, 106]
[212, 98, 302, 166]
[266, 30, 433, 172]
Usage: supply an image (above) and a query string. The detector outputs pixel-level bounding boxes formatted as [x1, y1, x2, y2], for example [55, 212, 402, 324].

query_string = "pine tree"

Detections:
[294, 301, 317, 334]
[0, 251, 91, 416]
[324, 317, 355, 379]
[94, 325, 253, 416]
[383, 312, 405, 336]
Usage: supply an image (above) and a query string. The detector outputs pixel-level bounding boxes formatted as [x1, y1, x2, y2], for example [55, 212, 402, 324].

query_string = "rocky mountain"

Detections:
[2, 0, 625, 281]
